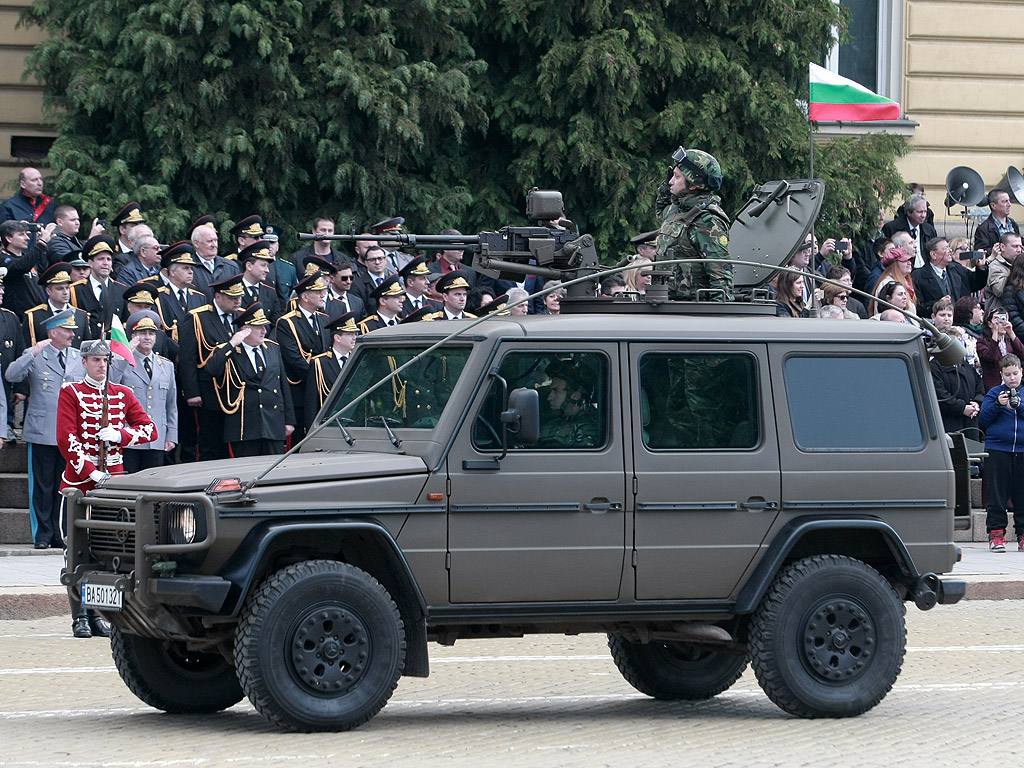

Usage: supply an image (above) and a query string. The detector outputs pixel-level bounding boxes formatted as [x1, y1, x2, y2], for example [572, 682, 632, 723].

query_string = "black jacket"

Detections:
[930, 357, 984, 437]
[911, 261, 986, 315]
[974, 214, 1020, 254]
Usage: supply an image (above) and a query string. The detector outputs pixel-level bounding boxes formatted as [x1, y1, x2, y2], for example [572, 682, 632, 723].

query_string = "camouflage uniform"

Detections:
[654, 149, 733, 301]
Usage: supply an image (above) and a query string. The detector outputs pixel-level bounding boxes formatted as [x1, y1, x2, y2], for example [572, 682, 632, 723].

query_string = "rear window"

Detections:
[784, 356, 924, 451]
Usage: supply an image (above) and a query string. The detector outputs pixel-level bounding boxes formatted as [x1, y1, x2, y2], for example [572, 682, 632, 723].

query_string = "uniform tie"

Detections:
[253, 347, 265, 374]
[223, 313, 233, 334]
[143, 356, 153, 379]
[58, 350, 66, 371]
[309, 313, 318, 333]
[177, 288, 187, 308]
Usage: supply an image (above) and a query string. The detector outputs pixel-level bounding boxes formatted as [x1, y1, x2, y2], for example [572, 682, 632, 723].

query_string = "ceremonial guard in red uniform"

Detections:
[56, 339, 156, 638]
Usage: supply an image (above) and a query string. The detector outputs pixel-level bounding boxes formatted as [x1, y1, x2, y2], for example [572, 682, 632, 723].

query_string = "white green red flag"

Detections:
[109, 315, 136, 367]
[808, 63, 900, 121]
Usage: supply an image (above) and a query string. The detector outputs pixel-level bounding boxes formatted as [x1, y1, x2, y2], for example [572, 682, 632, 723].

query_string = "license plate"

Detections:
[81, 582, 122, 611]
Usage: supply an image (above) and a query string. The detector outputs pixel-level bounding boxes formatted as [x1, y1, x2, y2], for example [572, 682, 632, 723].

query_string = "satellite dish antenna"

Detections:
[991, 166, 1024, 205]
[944, 166, 986, 208]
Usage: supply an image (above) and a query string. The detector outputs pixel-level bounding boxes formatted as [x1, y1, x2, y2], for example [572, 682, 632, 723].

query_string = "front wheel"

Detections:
[110, 626, 244, 713]
[749, 554, 906, 718]
[234, 560, 406, 732]
[608, 634, 748, 700]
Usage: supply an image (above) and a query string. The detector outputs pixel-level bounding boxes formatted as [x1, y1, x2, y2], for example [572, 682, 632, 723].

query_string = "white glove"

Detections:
[89, 470, 109, 484]
[97, 426, 121, 443]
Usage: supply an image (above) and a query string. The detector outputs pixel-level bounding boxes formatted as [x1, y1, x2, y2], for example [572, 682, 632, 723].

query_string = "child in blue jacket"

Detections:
[980, 353, 1024, 552]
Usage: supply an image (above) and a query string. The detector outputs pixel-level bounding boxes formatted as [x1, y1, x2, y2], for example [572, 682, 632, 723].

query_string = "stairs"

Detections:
[0, 442, 31, 545]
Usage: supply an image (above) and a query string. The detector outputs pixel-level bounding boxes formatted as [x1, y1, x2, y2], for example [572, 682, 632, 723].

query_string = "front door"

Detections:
[446, 343, 626, 603]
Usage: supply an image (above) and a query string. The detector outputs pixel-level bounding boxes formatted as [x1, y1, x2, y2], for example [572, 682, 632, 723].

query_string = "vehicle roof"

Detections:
[362, 314, 925, 346]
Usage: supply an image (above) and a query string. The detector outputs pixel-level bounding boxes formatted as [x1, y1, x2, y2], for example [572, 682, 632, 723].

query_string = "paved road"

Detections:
[1, 600, 1022, 767]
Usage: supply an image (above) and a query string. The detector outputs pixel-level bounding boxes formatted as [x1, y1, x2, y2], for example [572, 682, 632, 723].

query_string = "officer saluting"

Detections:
[205, 303, 294, 457]
[304, 311, 359, 429]
[109, 310, 178, 473]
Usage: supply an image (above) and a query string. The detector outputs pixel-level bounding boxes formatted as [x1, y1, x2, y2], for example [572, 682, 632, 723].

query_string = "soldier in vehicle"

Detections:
[304, 311, 359, 428]
[655, 147, 732, 301]
[539, 360, 600, 448]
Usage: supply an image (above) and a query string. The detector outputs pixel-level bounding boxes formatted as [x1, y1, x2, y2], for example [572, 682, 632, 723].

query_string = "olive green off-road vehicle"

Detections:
[63, 181, 968, 731]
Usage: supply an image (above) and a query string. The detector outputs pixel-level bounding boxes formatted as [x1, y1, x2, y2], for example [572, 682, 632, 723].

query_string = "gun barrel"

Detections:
[298, 232, 481, 249]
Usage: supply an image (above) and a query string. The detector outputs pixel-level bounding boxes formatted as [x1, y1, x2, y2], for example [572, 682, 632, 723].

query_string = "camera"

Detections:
[963, 250, 985, 262]
[96, 219, 106, 229]
[1009, 388, 1021, 409]
[27, 222, 42, 232]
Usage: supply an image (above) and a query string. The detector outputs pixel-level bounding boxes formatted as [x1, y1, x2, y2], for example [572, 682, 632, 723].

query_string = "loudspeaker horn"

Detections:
[944, 166, 986, 208]
[992, 166, 1024, 205]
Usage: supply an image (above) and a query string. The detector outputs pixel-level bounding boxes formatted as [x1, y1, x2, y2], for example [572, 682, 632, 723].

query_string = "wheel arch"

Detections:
[220, 520, 429, 677]
[733, 516, 920, 614]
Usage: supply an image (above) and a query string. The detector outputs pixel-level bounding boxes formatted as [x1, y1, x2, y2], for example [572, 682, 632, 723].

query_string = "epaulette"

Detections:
[310, 350, 332, 362]
[157, 285, 171, 294]
[280, 310, 300, 320]
[264, 339, 279, 346]
[423, 311, 444, 321]
[70, 279, 87, 288]
[25, 303, 47, 314]
[190, 304, 213, 316]
[465, 311, 477, 319]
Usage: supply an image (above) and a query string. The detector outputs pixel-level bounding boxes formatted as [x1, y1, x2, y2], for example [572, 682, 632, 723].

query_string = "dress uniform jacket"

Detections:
[5, 345, 85, 445]
[22, 304, 90, 348]
[177, 305, 235, 408]
[70, 278, 127, 340]
[56, 377, 156, 488]
[0, 307, 26, 408]
[304, 351, 344, 429]
[357, 313, 403, 334]
[276, 309, 331, 402]
[402, 295, 441, 316]
[156, 285, 208, 342]
[325, 291, 365, 321]
[205, 340, 294, 442]
[110, 352, 178, 450]
[241, 281, 283, 324]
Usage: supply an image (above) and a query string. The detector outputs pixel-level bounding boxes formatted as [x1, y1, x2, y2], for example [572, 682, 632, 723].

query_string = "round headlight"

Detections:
[166, 503, 197, 545]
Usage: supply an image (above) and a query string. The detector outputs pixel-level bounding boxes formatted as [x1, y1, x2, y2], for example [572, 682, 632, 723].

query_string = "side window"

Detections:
[638, 352, 760, 450]
[784, 356, 924, 451]
[472, 351, 608, 451]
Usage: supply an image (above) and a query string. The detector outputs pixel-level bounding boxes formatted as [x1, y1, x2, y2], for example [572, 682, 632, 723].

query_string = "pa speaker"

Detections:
[944, 166, 986, 207]
[992, 166, 1024, 205]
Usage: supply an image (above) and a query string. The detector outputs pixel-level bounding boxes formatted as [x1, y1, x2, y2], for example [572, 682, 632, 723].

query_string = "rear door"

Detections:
[630, 343, 782, 600]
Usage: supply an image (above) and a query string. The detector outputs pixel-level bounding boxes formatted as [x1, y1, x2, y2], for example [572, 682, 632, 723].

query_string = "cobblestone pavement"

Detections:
[1, 600, 1022, 767]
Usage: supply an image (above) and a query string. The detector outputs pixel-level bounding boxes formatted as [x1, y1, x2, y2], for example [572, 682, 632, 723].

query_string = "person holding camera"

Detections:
[979, 353, 1024, 552]
[978, 308, 1024, 391]
[984, 232, 1023, 312]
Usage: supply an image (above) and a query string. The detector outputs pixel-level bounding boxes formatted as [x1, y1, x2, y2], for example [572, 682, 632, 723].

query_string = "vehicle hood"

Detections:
[101, 451, 429, 493]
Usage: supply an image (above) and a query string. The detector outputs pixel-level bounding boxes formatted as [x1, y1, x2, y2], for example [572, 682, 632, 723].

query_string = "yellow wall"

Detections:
[900, 0, 1024, 211]
[0, 0, 53, 190]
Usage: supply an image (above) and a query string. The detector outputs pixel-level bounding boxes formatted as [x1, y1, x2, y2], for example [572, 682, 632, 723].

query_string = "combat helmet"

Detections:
[671, 147, 723, 191]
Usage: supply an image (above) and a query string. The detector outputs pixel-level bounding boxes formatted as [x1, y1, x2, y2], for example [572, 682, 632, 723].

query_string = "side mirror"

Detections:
[501, 387, 540, 446]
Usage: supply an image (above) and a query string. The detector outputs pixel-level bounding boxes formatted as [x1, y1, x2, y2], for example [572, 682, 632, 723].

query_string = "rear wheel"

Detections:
[110, 626, 244, 713]
[234, 560, 406, 732]
[749, 554, 905, 718]
[608, 634, 747, 700]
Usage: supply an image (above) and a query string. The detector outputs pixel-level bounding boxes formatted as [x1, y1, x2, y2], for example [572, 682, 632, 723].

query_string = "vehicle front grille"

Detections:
[87, 503, 137, 556]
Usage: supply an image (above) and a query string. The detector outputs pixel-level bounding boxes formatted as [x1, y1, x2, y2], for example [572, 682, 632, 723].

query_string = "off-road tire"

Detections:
[234, 560, 406, 732]
[749, 554, 905, 718]
[608, 634, 748, 700]
[110, 626, 244, 714]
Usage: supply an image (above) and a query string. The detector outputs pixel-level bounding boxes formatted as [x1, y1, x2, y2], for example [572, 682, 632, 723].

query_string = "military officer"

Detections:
[5, 309, 85, 549]
[475, 293, 510, 317]
[70, 235, 127, 339]
[177, 273, 244, 462]
[428, 270, 476, 320]
[264, 223, 298, 303]
[373, 216, 414, 273]
[109, 311, 177, 473]
[225, 214, 265, 261]
[630, 231, 659, 262]
[56, 337, 156, 638]
[238, 242, 283, 322]
[121, 282, 177, 361]
[304, 311, 358, 429]
[400, 256, 442, 315]
[155, 242, 207, 343]
[0, 268, 26, 436]
[205, 303, 294, 456]
[111, 201, 145, 258]
[23, 262, 90, 348]
[655, 147, 733, 301]
[358, 274, 406, 332]
[275, 272, 331, 440]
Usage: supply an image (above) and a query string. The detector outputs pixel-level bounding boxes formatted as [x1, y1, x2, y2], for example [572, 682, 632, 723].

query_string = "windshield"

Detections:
[323, 345, 472, 429]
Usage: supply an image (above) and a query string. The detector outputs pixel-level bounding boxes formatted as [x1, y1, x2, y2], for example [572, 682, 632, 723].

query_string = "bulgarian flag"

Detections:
[109, 315, 136, 367]
[808, 63, 900, 122]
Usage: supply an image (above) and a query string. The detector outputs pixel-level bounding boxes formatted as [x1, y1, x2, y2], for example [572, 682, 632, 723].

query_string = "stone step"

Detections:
[0, 508, 32, 545]
[0, 441, 27, 473]
[0, 473, 28, 509]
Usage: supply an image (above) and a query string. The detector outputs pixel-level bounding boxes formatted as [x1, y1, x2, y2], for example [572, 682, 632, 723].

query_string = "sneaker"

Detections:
[1018, 534, 1024, 552]
[990, 529, 1007, 552]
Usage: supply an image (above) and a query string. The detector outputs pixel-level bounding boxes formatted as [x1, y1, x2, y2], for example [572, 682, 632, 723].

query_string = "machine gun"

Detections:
[297, 189, 601, 299]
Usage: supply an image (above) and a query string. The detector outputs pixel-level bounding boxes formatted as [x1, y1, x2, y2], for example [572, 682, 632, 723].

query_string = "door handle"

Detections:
[583, 501, 622, 514]
[741, 499, 778, 511]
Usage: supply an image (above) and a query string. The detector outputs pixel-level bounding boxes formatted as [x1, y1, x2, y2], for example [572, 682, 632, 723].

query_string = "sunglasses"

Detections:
[836, 294, 849, 300]
[336, 275, 353, 281]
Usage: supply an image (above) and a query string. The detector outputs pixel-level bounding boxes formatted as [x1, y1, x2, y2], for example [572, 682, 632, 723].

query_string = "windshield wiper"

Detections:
[335, 417, 356, 447]
[369, 416, 403, 449]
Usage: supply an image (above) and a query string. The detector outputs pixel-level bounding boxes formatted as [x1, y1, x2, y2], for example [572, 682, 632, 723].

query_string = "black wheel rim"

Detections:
[800, 598, 876, 683]
[289, 605, 370, 696]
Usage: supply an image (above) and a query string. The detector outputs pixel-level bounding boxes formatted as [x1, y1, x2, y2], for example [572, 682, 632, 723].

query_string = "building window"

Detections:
[825, 0, 902, 103]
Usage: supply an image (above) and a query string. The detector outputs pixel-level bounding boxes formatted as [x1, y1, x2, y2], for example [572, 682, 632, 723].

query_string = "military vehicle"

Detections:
[62, 182, 968, 732]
